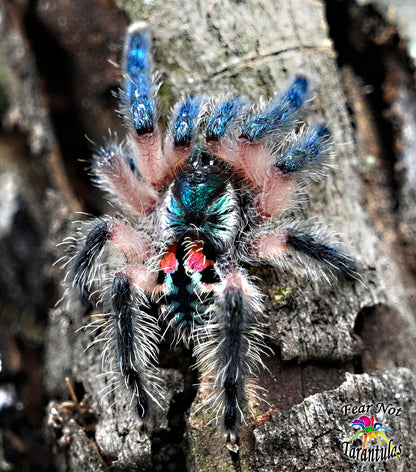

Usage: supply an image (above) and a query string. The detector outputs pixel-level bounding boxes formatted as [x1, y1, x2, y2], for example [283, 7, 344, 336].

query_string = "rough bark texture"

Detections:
[0, 0, 415, 471]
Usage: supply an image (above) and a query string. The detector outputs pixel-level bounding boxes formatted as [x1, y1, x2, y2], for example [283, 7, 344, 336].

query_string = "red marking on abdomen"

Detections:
[186, 241, 214, 273]
[160, 243, 178, 273]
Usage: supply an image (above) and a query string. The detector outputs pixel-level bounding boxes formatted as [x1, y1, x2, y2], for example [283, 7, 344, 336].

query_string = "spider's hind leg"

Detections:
[109, 268, 160, 428]
[64, 217, 161, 427]
[66, 217, 153, 300]
[194, 270, 267, 444]
[250, 224, 359, 282]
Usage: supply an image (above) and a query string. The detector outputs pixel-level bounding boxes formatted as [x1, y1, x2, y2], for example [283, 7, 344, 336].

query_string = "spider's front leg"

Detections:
[163, 95, 204, 180]
[194, 270, 266, 444]
[121, 22, 166, 189]
[121, 23, 204, 190]
[92, 24, 206, 217]
[206, 77, 333, 218]
[65, 217, 160, 428]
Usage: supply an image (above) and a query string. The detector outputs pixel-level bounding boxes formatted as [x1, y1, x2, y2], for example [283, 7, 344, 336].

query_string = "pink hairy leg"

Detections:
[107, 219, 155, 262]
[208, 138, 294, 218]
[117, 263, 158, 294]
[92, 143, 159, 215]
[129, 130, 173, 189]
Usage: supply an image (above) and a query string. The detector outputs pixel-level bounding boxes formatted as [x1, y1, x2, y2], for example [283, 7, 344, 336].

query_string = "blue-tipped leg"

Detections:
[276, 124, 331, 173]
[240, 75, 310, 141]
[206, 97, 248, 140]
[123, 23, 155, 134]
[173, 97, 203, 146]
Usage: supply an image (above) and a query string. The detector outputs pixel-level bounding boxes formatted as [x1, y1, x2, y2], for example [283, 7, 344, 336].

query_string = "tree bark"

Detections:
[0, 0, 415, 471]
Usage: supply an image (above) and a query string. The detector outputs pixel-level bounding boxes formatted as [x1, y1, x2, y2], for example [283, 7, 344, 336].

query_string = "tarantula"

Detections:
[63, 22, 357, 445]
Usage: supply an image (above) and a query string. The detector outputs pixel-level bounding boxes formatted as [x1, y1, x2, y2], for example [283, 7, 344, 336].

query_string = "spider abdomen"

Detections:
[158, 238, 217, 330]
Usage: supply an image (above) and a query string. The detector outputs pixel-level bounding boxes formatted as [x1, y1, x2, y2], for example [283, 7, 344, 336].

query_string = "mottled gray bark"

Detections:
[0, 0, 415, 471]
